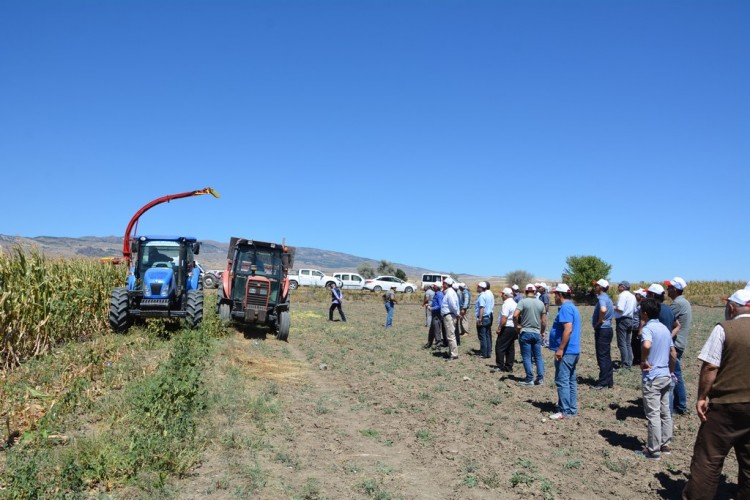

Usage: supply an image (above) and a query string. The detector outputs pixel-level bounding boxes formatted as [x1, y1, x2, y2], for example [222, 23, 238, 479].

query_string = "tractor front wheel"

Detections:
[186, 290, 204, 328]
[277, 310, 290, 341]
[109, 287, 131, 333]
[219, 302, 231, 321]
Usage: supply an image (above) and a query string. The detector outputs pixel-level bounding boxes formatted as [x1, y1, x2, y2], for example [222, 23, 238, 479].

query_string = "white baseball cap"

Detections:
[592, 279, 609, 288]
[511, 284, 519, 291]
[724, 289, 750, 307]
[444, 277, 454, 286]
[502, 287, 513, 296]
[525, 283, 536, 291]
[459, 282, 466, 288]
[477, 281, 488, 289]
[647, 283, 665, 295]
[664, 277, 687, 290]
[634, 288, 648, 298]
[539, 282, 548, 290]
[431, 281, 441, 288]
[451, 282, 459, 290]
[551, 283, 571, 294]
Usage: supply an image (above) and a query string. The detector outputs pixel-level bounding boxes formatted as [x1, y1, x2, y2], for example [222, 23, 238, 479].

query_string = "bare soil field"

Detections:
[174, 300, 738, 499]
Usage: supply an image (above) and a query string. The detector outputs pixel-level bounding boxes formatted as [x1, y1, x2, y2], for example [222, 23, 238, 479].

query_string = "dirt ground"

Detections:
[176, 300, 739, 499]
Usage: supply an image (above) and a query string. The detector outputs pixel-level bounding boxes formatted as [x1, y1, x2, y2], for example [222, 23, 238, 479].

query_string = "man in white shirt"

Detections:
[440, 278, 460, 361]
[614, 281, 637, 369]
[494, 287, 518, 373]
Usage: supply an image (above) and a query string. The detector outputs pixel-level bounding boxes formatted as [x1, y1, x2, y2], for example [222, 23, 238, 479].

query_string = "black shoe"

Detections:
[423, 343, 432, 349]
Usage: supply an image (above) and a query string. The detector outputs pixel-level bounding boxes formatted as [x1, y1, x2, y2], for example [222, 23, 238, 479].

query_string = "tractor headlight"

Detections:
[161, 283, 169, 297]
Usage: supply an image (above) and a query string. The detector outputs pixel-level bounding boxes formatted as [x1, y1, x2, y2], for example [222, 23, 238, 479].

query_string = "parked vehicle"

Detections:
[364, 275, 417, 293]
[196, 262, 222, 289]
[109, 236, 204, 332]
[420, 273, 455, 290]
[333, 272, 365, 290]
[215, 237, 294, 341]
[288, 269, 342, 289]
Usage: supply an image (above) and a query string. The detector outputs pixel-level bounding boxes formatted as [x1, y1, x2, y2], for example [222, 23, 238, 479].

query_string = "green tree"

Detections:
[357, 263, 375, 279]
[394, 268, 407, 281]
[505, 269, 534, 288]
[376, 259, 397, 276]
[563, 255, 612, 295]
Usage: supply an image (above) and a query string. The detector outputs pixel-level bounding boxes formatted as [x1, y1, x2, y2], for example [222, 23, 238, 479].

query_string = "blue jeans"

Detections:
[555, 354, 579, 416]
[478, 315, 492, 357]
[670, 348, 688, 414]
[519, 331, 544, 382]
[385, 302, 394, 328]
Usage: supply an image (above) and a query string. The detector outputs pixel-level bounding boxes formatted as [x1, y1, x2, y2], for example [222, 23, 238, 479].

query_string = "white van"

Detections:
[421, 273, 455, 290]
[333, 272, 366, 290]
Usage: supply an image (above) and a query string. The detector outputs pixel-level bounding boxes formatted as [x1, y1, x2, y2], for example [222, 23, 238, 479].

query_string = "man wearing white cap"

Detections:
[451, 282, 463, 346]
[592, 279, 615, 390]
[512, 284, 523, 303]
[646, 284, 679, 338]
[665, 277, 692, 416]
[513, 284, 547, 385]
[440, 278, 460, 360]
[422, 284, 434, 328]
[614, 281, 637, 369]
[631, 288, 648, 365]
[475, 281, 495, 359]
[494, 287, 518, 373]
[547, 284, 581, 419]
[683, 289, 750, 499]
[425, 282, 444, 349]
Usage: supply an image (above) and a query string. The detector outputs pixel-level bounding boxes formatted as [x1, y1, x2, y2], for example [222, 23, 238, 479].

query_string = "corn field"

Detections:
[0, 245, 125, 369]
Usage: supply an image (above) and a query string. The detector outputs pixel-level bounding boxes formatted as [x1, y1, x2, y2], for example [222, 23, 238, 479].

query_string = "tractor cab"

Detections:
[217, 237, 294, 341]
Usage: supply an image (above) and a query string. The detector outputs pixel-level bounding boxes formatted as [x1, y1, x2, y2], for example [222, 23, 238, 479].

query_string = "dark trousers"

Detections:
[594, 326, 614, 387]
[495, 326, 517, 371]
[631, 327, 642, 365]
[477, 315, 493, 358]
[683, 402, 750, 500]
[329, 303, 346, 321]
[428, 313, 443, 346]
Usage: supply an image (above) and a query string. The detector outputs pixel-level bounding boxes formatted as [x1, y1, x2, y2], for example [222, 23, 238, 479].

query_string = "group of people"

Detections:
[419, 276, 750, 499]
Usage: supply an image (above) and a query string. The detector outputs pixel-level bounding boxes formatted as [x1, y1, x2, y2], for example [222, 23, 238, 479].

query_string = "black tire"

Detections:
[373, 285, 382, 292]
[186, 289, 204, 328]
[204, 273, 217, 289]
[404, 286, 414, 293]
[109, 287, 131, 333]
[219, 302, 231, 321]
[289, 280, 299, 290]
[277, 310, 290, 341]
[325, 281, 335, 289]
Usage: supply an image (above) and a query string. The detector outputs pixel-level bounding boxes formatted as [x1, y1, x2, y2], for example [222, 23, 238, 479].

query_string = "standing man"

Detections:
[666, 276, 692, 416]
[328, 283, 346, 322]
[441, 278, 460, 361]
[636, 298, 677, 460]
[631, 289, 647, 365]
[614, 281, 637, 369]
[646, 284, 679, 334]
[514, 284, 546, 386]
[537, 283, 550, 346]
[592, 279, 615, 390]
[547, 284, 581, 420]
[425, 282, 443, 349]
[422, 284, 434, 327]
[458, 282, 471, 337]
[475, 281, 495, 359]
[512, 284, 523, 303]
[495, 287, 518, 373]
[384, 285, 397, 329]
[683, 289, 750, 499]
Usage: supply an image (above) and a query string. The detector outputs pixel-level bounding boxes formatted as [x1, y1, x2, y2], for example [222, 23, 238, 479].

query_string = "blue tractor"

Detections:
[109, 236, 204, 332]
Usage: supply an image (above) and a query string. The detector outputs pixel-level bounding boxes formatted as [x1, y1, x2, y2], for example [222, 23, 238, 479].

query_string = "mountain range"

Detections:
[0, 234, 467, 281]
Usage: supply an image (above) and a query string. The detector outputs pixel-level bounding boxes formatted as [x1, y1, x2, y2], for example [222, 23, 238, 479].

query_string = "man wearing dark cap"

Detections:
[614, 281, 637, 369]
[683, 289, 750, 499]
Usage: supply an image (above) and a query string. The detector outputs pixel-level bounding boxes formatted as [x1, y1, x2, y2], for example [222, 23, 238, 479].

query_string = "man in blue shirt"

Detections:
[592, 279, 615, 390]
[548, 284, 581, 420]
[425, 282, 444, 349]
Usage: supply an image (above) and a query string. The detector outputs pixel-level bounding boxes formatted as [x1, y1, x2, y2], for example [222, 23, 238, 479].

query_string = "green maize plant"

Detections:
[0, 244, 125, 369]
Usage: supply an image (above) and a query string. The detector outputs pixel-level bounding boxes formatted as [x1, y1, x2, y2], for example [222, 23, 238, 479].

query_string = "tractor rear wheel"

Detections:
[219, 302, 231, 321]
[109, 287, 131, 333]
[186, 290, 204, 328]
[277, 310, 290, 341]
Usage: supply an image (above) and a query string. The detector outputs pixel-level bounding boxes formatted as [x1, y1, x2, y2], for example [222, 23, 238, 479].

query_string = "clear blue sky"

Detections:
[2, 0, 748, 282]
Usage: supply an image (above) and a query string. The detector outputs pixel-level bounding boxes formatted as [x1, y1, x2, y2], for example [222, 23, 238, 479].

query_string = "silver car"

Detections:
[363, 275, 417, 293]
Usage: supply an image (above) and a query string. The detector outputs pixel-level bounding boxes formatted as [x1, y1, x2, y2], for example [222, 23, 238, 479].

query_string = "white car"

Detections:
[333, 272, 366, 290]
[363, 275, 418, 293]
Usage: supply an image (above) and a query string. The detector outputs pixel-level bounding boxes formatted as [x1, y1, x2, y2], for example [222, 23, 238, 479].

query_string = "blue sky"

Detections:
[1, 0, 748, 282]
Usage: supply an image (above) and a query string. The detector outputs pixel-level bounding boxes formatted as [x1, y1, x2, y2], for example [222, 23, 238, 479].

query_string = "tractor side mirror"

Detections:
[281, 253, 291, 269]
[193, 242, 201, 255]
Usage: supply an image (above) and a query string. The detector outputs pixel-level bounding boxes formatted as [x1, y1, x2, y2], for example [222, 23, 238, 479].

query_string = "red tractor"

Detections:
[216, 237, 294, 341]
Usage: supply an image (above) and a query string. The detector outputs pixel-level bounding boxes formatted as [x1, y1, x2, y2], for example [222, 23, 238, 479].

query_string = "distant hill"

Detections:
[0, 234, 467, 282]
